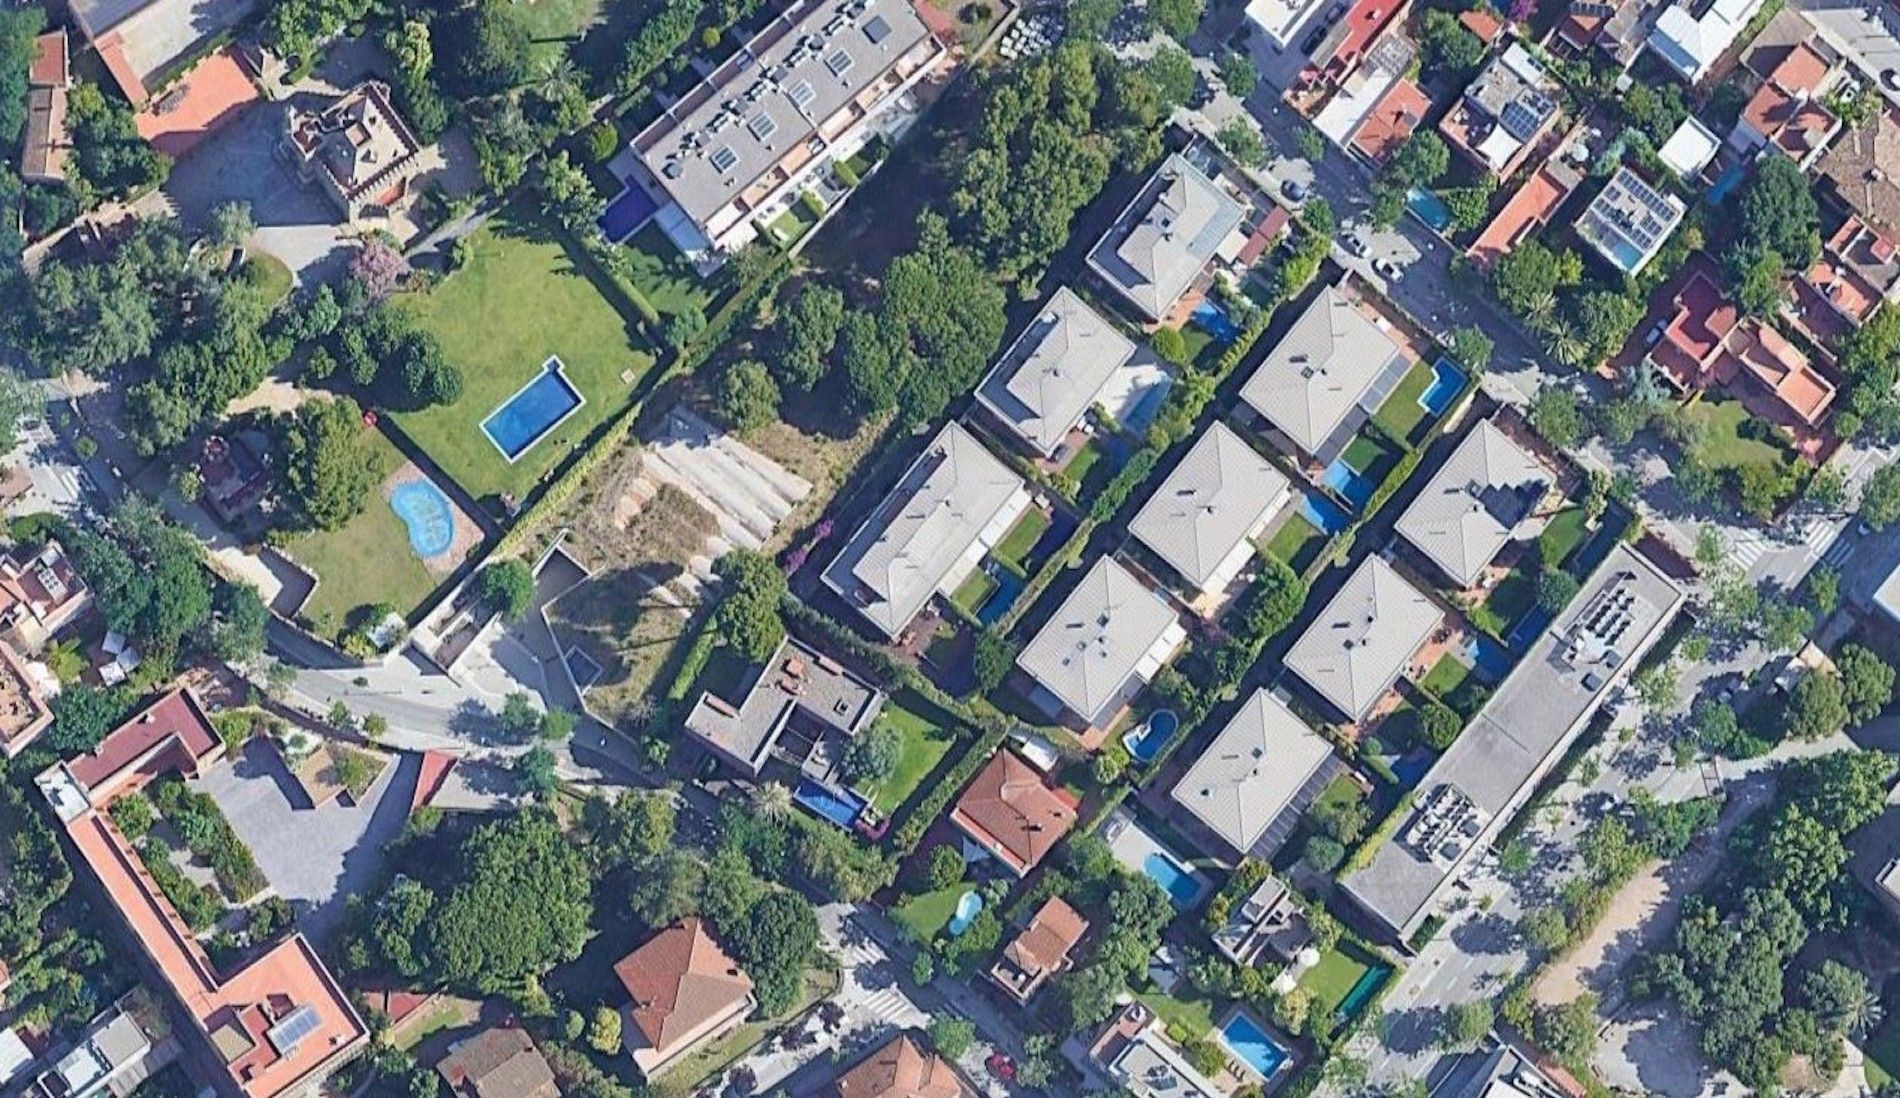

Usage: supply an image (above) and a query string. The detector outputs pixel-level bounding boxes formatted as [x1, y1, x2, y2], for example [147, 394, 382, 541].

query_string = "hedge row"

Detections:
[891, 721, 1008, 855]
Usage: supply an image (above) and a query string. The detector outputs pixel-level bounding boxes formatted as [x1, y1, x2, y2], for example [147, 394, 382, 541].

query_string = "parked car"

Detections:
[1341, 232, 1368, 256]
[1281, 178, 1309, 204]
[1372, 256, 1400, 279]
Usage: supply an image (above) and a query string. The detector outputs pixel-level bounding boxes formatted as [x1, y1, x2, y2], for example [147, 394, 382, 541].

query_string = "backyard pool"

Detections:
[388, 479, 455, 560]
[1190, 298, 1242, 345]
[1707, 161, 1746, 204]
[1219, 1009, 1292, 1080]
[1418, 358, 1466, 415]
[1320, 456, 1377, 511]
[794, 779, 866, 831]
[974, 560, 1027, 626]
[597, 186, 657, 243]
[1144, 852, 1204, 908]
[1406, 187, 1453, 233]
[1122, 709, 1178, 764]
[947, 891, 984, 936]
[1299, 491, 1352, 534]
[1463, 633, 1512, 679]
[482, 357, 587, 463]
[1106, 806, 1209, 909]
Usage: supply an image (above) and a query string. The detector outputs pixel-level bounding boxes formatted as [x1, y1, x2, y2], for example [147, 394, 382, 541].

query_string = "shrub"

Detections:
[586, 121, 619, 162]
[927, 845, 964, 890]
[1303, 835, 1345, 873]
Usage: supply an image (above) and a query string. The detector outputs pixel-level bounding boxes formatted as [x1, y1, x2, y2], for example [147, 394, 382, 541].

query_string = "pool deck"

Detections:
[382, 462, 481, 575]
[1102, 806, 1210, 907]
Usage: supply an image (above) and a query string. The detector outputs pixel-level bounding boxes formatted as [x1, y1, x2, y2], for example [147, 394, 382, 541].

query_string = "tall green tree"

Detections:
[425, 810, 593, 992]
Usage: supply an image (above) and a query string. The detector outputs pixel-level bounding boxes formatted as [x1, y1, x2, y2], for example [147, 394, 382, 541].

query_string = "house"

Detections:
[1129, 423, 1291, 598]
[29, 999, 156, 1098]
[1575, 166, 1685, 277]
[629, 0, 952, 257]
[1648, 270, 1839, 427]
[683, 634, 885, 778]
[614, 918, 755, 1081]
[973, 288, 1136, 458]
[988, 896, 1088, 1004]
[198, 434, 271, 524]
[1349, 79, 1432, 166]
[1558, 0, 1667, 69]
[1875, 857, 1900, 926]
[1284, 557, 1441, 723]
[1297, 0, 1413, 94]
[1646, 0, 1767, 83]
[1087, 152, 1248, 324]
[1438, 44, 1562, 180]
[0, 540, 92, 654]
[23, 29, 69, 183]
[949, 749, 1079, 876]
[1171, 689, 1336, 859]
[1817, 105, 1900, 233]
[0, 639, 54, 758]
[35, 691, 368, 1098]
[1308, 33, 1417, 153]
[1467, 160, 1582, 271]
[436, 1027, 558, 1098]
[1238, 285, 1412, 463]
[1395, 418, 1552, 589]
[1212, 876, 1316, 967]
[279, 81, 423, 222]
[821, 421, 1032, 639]
[1245, 0, 1337, 50]
[1800, 214, 1900, 333]
[1015, 556, 1186, 731]
[1433, 1039, 1576, 1098]
[1657, 116, 1721, 180]
[1088, 1002, 1225, 1098]
[1730, 40, 1838, 167]
[1341, 543, 1685, 943]
[826, 1031, 973, 1098]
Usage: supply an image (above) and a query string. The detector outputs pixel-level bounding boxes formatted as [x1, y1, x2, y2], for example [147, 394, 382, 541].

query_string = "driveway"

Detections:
[191, 739, 418, 944]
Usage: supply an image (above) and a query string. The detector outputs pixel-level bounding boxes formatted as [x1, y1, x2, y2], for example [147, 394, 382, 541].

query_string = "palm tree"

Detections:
[753, 781, 792, 818]
[1542, 320, 1587, 370]
[1847, 986, 1885, 1037]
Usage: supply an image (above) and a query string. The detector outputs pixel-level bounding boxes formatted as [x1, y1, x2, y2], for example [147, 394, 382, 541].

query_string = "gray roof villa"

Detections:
[683, 635, 885, 777]
[975, 288, 1137, 457]
[1170, 689, 1336, 858]
[1017, 556, 1187, 729]
[822, 422, 1032, 638]
[1211, 876, 1315, 968]
[1395, 418, 1551, 588]
[1087, 152, 1247, 322]
[1130, 423, 1292, 596]
[1239, 286, 1412, 461]
[1340, 542, 1685, 941]
[1285, 557, 1441, 722]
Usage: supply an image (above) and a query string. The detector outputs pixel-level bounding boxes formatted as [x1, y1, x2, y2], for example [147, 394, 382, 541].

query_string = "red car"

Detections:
[986, 1052, 1016, 1081]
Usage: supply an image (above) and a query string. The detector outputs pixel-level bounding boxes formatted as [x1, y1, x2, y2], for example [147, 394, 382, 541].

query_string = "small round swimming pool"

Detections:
[947, 891, 984, 937]
[388, 479, 456, 560]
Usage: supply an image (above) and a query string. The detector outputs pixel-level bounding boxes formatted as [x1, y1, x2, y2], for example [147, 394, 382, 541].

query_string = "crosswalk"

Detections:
[1723, 514, 1845, 574]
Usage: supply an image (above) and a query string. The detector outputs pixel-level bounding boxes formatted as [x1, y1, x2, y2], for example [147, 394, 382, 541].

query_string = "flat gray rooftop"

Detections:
[683, 634, 885, 775]
[1284, 556, 1440, 722]
[1017, 556, 1184, 727]
[1170, 688, 1334, 856]
[1340, 541, 1685, 939]
[975, 287, 1136, 456]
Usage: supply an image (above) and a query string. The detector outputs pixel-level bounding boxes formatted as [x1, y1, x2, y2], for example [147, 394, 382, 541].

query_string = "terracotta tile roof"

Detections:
[29, 30, 67, 88]
[135, 47, 261, 160]
[1003, 897, 1088, 977]
[66, 688, 221, 795]
[614, 918, 754, 1057]
[1650, 270, 1839, 424]
[832, 1033, 971, 1098]
[1460, 7, 1506, 41]
[1725, 321, 1837, 424]
[1771, 41, 1830, 93]
[949, 750, 1078, 875]
[1818, 105, 1900, 230]
[1468, 163, 1578, 270]
[437, 1026, 558, 1098]
[1351, 79, 1432, 165]
[411, 750, 456, 816]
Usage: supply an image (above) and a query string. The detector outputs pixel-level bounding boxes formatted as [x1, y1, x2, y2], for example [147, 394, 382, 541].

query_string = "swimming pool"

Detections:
[388, 479, 455, 559]
[1406, 187, 1453, 233]
[1320, 457, 1377, 511]
[1122, 709, 1178, 764]
[1106, 807, 1208, 909]
[1299, 491, 1352, 534]
[1190, 299, 1242, 346]
[947, 891, 984, 936]
[974, 561, 1026, 626]
[482, 357, 586, 463]
[1707, 161, 1746, 205]
[793, 779, 866, 831]
[597, 186, 656, 242]
[1143, 852, 1203, 908]
[1463, 633, 1511, 680]
[1219, 1009, 1291, 1080]
[1418, 358, 1466, 415]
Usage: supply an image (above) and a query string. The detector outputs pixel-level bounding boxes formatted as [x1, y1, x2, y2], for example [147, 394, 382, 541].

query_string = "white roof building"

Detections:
[1017, 556, 1186, 728]
[1239, 286, 1412, 461]
[1646, 0, 1765, 83]
[1171, 689, 1336, 857]
[1395, 419, 1551, 588]
[1129, 423, 1291, 596]
[1245, 0, 1334, 49]
[1657, 116, 1721, 178]
[1575, 166, 1686, 276]
[1087, 153, 1247, 322]
[1285, 557, 1441, 721]
[975, 288, 1136, 457]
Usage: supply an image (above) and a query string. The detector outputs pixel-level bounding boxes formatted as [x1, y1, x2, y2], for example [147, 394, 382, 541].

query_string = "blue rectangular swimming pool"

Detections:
[1418, 358, 1466, 415]
[597, 186, 656, 243]
[481, 358, 585, 463]
[1219, 1010, 1291, 1079]
[794, 779, 866, 831]
[1143, 852, 1203, 909]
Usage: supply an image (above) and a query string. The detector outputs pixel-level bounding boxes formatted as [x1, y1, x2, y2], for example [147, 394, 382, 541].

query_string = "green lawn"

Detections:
[396, 212, 659, 503]
[1299, 943, 1377, 1017]
[1373, 362, 1437, 445]
[1473, 569, 1536, 639]
[992, 509, 1051, 571]
[284, 429, 439, 640]
[767, 202, 818, 248]
[861, 702, 956, 814]
[1420, 653, 1471, 700]
[893, 885, 966, 943]
[1682, 397, 1793, 475]
[950, 567, 998, 617]
[1137, 989, 1219, 1042]
[243, 251, 293, 306]
[1868, 1013, 1900, 1088]
[1342, 431, 1403, 482]
[619, 224, 720, 320]
[514, 0, 604, 65]
[1537, 507, 1590, 571]
[1066, 436, 1109, 494]
[1265, 512, 1329, 573]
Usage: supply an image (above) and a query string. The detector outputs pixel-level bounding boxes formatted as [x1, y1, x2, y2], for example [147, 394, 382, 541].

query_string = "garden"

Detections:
[859, 701, 957, 815]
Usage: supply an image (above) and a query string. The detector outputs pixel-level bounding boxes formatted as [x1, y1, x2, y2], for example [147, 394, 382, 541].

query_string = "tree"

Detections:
[1148, 45, 1196, 110]
[1419, 701, 1462, 750]
[1303, 835, 1344, 873]
[715, 360, 781, 434]
[425, 810, 592, 992]
[499, 691, 542, 741]
[928, 1016, 977, 1059]
[534, 151, 597, 232]
[927, 844, 964, 890]
[1447, 326, 1494, 373]
[1808, 566, 1841, 615]
[1444, 1000, 1494, 1049]
[1216, 117, 1268, 169]
[280, 397, 377, 531]
[208, 201, 254, 249]
[1536, 568, 1581, 613]
[972, 628, 1014, 694]
[1491, 240, 1578, 322]
[1520, 908, 1569, 952]
[439, 0, 532, 97]
[1863, 463, 1900, 531]
[515, 746, 559, 798]
[540, 708, 576, 742]
[363, 712, 388, 740]
[587, 1005, 621, 1053]
[719, 889, 818, 1014]
[1148, 0, 1205, 39]
[777, 284, 846, 390]
[1383, 132, 1449, 191]
[1068, 0, 1118, 38]
[476, 560, 536, 619]
[627, 848, 702, 928]
[348, 239, 409, 303]
[1787, 670, 1850, 740]
[1802, 960, 1875, 1034]
[46, 684, 133, 755]
[209, 582, 270, 663]
[1726, 154, 1820, 290]
[710, 550, 786, 663]
[1532, 995, 1600, 1062]
[1421, 9, 1486, 73]
[840, 720, 900, 785]
[1530, 387, 1585, 447]
[1781, 750, 1897, 832]
[1057, 963, 1123, 1030]
[1837, 644, 1895, 725]
[1218, 49, 1257, 97]
[363, 876, 435, 978]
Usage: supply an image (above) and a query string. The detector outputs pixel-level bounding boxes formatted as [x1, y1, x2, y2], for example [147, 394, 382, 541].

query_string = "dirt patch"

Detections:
[565, 462, 721, 579]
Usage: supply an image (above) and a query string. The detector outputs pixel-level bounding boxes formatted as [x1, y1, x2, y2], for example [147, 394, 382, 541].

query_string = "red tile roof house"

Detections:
[828, 1031, 975, 1098]
[23, 29, 69, 184]
[436, 1025, 558, 1098]
[1647, 270, 1840, 450]
[1466, 159, 1583, 271]
[0, 540, 93, 655]
[1729, 41, 1840, 169]
[988, 896, 1088, 1004]
[614, 917, 755, 1081]
[0, 637, 54, 758]
[1797, 215, 1900, 344]
[1291, 0, 1413, 98]
[1349, 79, 1431, 167]
[35, 689, 369, 1098]
[948, 750, 1079, 876]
